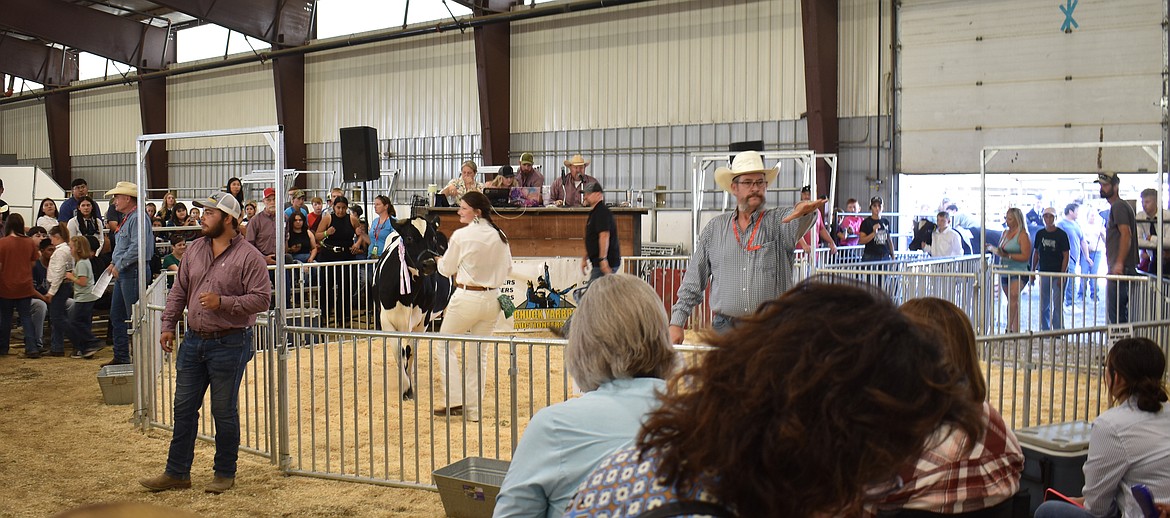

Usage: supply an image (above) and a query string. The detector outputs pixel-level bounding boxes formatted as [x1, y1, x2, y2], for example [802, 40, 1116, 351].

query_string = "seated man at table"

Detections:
[550, 154, 598, 208]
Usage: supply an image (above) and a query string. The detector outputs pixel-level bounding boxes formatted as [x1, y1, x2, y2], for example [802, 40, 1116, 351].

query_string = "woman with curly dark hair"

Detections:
[563, 280, 984, 518]
[1035, 337, 1170, 518]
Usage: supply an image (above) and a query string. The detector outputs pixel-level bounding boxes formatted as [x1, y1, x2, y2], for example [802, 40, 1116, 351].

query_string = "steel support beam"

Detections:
[0, 0, 175, 70]
[44, 92, 71, 186]
[0, 0, 658, 106]
[273, 53, 307, 189]
[138, 76, 168, 191]
[474, 12, 511, 165]
[0, 37, 78, 87]
[148, 0, 313, 46]
[801, 0, 839, 198]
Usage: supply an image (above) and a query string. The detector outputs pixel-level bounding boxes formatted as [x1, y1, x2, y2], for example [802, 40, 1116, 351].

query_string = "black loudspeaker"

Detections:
[340, 126, 380, 183]
[729, 140, 765, 152]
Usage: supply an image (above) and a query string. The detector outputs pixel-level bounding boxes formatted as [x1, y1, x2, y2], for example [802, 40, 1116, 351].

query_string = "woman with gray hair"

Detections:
[493, 274, 676, 518]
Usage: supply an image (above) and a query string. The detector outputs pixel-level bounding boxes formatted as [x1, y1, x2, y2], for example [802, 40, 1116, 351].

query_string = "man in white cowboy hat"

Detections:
[144, 192, 270, 494]
[550, 154, 598, 207]
[668, 150, 824, 344]
[103, 181, 153, 366]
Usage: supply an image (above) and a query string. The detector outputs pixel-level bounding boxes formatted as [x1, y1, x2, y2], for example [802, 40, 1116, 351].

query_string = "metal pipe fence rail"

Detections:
[134, 275, 713, 490]
[131, 254, 1170, 492]
[978, 319, 1170, 431]
[984, 269, 1152, 334]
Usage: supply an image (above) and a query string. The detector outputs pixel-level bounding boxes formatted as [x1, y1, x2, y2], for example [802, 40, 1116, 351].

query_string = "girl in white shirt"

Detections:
[1035, 337, 1170, 518]
[45, 224, 75, 356]
[36, 198, 60, 229]
[433, 191, 512, 423]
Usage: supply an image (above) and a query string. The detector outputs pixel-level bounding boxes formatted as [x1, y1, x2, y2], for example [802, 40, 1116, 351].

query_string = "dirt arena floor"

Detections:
[1, 323, 1105, 518]
[0, 349, 446, 518]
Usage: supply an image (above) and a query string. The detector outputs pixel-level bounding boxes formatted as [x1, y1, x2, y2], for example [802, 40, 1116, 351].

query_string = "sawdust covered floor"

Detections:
[0, 350, 445, 518]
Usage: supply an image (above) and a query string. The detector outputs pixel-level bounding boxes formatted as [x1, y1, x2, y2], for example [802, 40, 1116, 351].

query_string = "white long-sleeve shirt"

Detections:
[438, 220, 513, 288]
[925, 227, 964, 258]
[1081, 399, 1170, 518]
[67, 216, 105, 250]
[1136, 208, 1170, 250]
[46, 242, 74, 296]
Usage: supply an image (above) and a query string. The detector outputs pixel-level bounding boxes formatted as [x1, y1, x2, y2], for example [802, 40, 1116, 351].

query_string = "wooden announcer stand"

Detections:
[412, 206, 648, 258]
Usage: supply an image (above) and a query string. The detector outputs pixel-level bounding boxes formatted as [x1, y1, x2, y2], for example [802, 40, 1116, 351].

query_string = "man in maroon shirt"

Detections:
[141, 192, 270, 494]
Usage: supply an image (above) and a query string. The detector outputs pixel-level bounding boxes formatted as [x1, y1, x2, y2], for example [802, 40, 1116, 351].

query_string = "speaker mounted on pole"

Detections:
[340, 126, 381, 183]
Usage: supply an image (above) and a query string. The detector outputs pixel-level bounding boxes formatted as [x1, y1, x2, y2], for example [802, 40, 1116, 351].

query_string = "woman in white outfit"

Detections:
[433, 191, 512, 422]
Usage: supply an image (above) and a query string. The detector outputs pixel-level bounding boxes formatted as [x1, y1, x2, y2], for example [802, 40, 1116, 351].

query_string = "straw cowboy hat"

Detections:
[563, 154, 590, 167]
[104, 181, 139, 198]
[714, 151, 779, 193]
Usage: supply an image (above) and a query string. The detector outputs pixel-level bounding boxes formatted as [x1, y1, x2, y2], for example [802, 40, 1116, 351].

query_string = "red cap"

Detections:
[263, 187, 276, 198]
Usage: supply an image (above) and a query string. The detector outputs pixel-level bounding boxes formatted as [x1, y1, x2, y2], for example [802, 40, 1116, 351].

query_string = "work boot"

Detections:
[205, 476, 235, 494]
[139, 473, 191, 492]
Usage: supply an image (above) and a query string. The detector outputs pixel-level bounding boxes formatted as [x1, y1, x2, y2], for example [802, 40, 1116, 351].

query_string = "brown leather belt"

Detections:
[455, 283, 493, 292]
[192, 328, 246, 340]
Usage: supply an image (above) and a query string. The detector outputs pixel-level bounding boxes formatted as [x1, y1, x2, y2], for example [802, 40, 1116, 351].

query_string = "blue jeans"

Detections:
[48, 283, 73, 354]
[0, 297, 37, 355]
[712, 313, 739, 334]
[165, 329, 255, 479]
[1034, 500, 1102, 518]
[1081, 250, 1102, 299]
[1039, 275, 1065, 331]
[109, 270, 139, 363]
[67, 300, 103, 351]
[1107, 271, 1132, 324]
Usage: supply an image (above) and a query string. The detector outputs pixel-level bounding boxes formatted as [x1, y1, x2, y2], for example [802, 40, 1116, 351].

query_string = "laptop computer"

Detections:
[484, 188, 512, 207]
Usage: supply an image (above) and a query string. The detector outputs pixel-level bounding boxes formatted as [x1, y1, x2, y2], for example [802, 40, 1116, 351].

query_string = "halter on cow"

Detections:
[372, 215, 452, 400]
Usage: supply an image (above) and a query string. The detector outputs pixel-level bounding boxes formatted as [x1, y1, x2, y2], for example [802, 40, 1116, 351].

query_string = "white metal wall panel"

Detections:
[71, 87, 142, 155]
[839, 0, 890, 117]
[899, 0, 1164, 173]
[0, 100, 49, 159]
[511, 0, 806, 133]
[305, 32, 479, 143]
[167, 62, 277, 150]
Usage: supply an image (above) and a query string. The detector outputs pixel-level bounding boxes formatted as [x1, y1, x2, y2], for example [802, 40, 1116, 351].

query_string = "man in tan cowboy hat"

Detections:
[103, 181, 153, 366]
[550, 154, 598, 207]
[668, 150, 824, 344]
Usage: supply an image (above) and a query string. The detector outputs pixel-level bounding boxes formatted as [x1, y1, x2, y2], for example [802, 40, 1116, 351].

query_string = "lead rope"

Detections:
[392, 233, 412, 296]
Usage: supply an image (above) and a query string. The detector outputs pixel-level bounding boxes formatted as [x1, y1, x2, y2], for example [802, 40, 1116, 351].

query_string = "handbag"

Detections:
[498, 294, 516, 319]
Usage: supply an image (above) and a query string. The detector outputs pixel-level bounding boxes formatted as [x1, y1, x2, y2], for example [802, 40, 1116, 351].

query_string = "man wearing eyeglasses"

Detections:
[668, 150, 824, 343]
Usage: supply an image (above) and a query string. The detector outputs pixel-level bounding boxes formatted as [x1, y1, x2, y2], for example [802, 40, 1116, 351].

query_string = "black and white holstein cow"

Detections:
[372, 216, 452, 400]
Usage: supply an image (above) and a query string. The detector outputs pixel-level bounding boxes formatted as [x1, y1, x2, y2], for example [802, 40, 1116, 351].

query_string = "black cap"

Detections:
[801, 185, 811, 193]
[583, 182, 604, 194]
[498, 165, 515, 177]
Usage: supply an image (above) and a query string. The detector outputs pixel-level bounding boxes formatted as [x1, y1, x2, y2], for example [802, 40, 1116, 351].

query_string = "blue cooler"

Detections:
[1014, 421, 1092, 515]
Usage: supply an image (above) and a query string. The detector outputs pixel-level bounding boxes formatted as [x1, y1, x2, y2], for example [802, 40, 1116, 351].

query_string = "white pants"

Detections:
[436, 289, 500, 418]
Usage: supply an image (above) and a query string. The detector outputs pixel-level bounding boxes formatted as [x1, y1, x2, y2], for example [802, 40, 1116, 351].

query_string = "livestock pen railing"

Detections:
[132, 255, 1170, 491]
[133, 269, 711, 488]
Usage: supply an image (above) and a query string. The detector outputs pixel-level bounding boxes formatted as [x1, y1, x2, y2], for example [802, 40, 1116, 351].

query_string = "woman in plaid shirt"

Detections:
[865, 298, 1024, 516]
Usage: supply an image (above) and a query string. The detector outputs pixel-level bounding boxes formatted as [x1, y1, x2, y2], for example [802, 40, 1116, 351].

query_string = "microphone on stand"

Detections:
[560, 167, 567, 206]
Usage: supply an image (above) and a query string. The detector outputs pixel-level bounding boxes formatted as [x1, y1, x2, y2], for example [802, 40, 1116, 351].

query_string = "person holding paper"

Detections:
[102, 182, 153, 367]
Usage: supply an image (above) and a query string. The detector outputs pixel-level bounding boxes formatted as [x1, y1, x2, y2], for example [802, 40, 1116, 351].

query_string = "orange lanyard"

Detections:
[733, 210, 765, 251]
